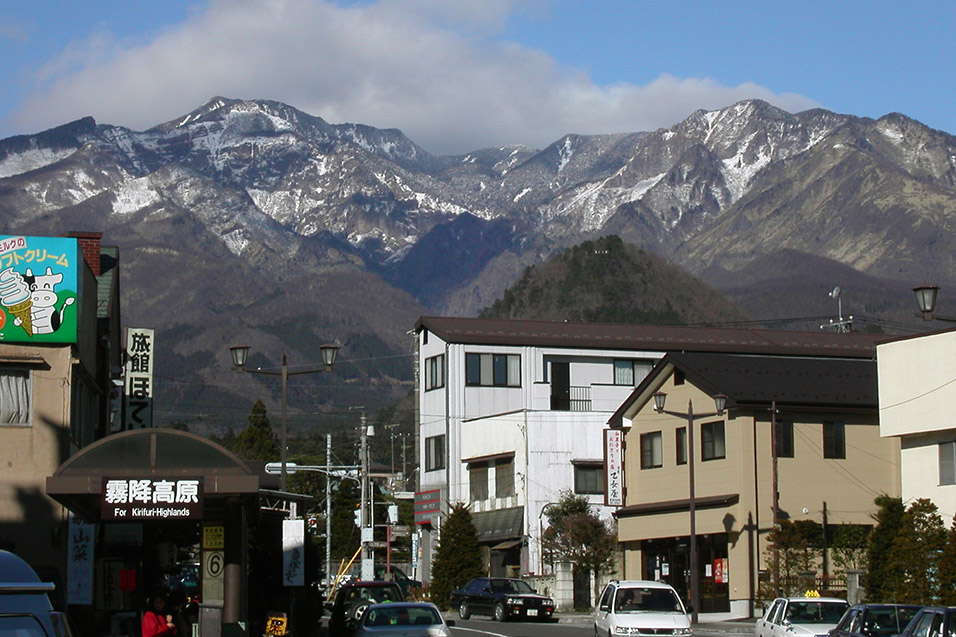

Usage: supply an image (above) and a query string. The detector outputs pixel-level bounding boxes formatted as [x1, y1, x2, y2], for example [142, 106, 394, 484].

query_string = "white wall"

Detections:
[878, 331, 956, 518]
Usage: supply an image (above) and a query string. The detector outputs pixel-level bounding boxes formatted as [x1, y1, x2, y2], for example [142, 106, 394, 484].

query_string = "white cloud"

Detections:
[7, 0, 817, 155]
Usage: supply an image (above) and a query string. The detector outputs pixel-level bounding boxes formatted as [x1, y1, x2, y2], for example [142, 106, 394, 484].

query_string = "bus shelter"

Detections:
[46, 428, 260, 637]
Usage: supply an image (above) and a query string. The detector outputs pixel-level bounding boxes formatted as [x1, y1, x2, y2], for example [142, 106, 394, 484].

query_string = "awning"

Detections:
[614, 494, 739, 519]
[490, 539, 523, 551]
[471, 506, 523, 543]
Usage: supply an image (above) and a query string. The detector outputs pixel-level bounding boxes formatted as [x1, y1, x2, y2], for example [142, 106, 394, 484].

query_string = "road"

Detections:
[446, 616, 745, 636]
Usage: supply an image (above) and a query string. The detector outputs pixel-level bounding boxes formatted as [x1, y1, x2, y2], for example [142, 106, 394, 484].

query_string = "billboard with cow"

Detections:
[0, 235, 79, 344]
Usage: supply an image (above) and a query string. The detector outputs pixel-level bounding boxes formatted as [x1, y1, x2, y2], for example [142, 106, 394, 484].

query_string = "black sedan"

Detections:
[896, 606, 956, 637]
[450, 577, 555, 622]
[828, 603, 922, 637]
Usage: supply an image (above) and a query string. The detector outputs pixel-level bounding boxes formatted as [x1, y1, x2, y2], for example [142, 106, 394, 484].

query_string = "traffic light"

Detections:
[307, 515, 318, 533]
[353, 507, 361, 527]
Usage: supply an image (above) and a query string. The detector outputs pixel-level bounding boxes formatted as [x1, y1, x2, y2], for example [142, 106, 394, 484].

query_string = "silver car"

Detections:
[354, 602, 455, 637]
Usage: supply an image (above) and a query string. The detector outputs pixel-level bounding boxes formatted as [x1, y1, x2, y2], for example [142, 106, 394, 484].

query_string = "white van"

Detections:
[595, 579, 692, 637]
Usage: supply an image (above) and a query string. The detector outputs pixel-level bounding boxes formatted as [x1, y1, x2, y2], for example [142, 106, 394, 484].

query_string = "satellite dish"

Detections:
[830, 286, 841, 299]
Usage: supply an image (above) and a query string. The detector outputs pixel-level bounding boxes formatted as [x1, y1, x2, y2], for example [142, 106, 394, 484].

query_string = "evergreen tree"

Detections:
[233, 400, 281, 461]
[758, 519, 816, 600]
[541, 490, 617, 609]
[938, 516, 956, 605]
[429, 503, 483, 610]
[865, 495, 905, 602]
[884, 498, 946, 603]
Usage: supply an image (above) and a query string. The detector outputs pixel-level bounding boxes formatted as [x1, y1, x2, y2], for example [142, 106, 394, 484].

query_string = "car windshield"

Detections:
[785, 601, 848, 624]
[364, 605, 442, 627]
[490, 579, 533, 594]
[346, 586, 400, 604]
[614, 587, 684, 613]
[863, 608, 921, 636]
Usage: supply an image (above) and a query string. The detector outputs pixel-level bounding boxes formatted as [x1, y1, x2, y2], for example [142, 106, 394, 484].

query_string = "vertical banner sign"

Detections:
[282, 520, 305, 587]
[123, 327, 154, 429]
[66, 514, 94, 605]
[0, 235, 79, 344]
[604, 428, 624, 507]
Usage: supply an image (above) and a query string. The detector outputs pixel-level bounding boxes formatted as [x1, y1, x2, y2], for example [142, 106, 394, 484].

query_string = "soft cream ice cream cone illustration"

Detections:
[0, 268, 33, 335]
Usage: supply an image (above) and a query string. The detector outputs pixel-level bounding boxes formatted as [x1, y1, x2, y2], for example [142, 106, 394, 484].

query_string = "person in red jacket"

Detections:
[142, 592, 176, 637]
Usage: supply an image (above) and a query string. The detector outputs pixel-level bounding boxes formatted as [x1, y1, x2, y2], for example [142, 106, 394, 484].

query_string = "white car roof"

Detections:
[613, 580, 677, 589]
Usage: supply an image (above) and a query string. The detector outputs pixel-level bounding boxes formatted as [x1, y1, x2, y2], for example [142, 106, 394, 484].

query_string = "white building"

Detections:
[877, 329, 956, 518]
[414, 316, 882, 583]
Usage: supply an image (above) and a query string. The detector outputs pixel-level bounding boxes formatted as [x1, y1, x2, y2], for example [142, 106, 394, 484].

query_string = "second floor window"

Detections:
[495, 459, 515, 498]
[641, 431, 662, 469]
[775, 421, 794, 458]
[470, 463, 489, 501]
[574, 463, 604, 495]
[424, 435, 445, 471]
[0, 368, 30, 425]
[425, 354, 444, 390]
[823, 422, 846, 459]
[465, 353, 520, 387]
[940, 441, 956, 485]
[701, 421, 725, 461]
[676, 427, 687, 465]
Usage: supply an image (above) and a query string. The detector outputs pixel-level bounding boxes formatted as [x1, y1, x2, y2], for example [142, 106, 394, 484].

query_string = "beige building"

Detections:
[0, 232, 121, 602]
[609, 351, 901, 618]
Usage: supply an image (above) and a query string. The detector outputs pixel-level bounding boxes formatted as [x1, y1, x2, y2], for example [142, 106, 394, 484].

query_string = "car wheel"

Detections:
[351, 602, 370, 622]
[494, 602, 507, 622]
[458, 600, 471, 620]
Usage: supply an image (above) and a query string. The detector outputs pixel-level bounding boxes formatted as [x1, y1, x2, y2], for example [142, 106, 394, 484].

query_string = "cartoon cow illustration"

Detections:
[16, 267, 76, 335]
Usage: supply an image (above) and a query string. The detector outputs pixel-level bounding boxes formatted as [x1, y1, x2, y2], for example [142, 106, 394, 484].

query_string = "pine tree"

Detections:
[429, 503, 483, 610]
[233, 400, 281, 461]
[884, 498, 946, 603]
[865, 495, 904, 601]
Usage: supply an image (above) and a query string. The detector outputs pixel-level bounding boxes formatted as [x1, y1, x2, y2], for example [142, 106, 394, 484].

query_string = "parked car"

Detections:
[328, 580, 405, 636]
[594, 579, 691, 637]
[895, 606, 956, 637]
[828, 603, 922, 637]
[757, 597, 850, 637]
[354, 601, 455, 636]
[0, 549, 76, 637]
[450, 577, 555, 622]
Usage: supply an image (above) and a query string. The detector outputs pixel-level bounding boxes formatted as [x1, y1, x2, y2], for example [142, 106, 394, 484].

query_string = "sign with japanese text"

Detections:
[714, 558, 728, 584]
[203, 524, 225, 550]
[604, 428, 624, 507]
[101, 477, 203, 520]
[282, 520, 305, 587]
[413, 489, 442, 525]
[66, 514, 94, 605]
[0, 235, 79, 344]
[123, 327, 154, 429]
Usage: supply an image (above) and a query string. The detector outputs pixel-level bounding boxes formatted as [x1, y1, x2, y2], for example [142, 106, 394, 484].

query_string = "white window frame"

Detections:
[940, 441, 956, 486]
[425, 354, 444, 391]
[424, 435, 445, 472]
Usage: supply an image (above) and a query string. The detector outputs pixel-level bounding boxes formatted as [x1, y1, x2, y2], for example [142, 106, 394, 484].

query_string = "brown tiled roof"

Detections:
[416, 316, 881, 358]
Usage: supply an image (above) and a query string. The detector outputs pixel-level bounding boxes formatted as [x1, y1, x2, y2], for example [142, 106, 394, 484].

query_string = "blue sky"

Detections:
[1, 1, 953, 155]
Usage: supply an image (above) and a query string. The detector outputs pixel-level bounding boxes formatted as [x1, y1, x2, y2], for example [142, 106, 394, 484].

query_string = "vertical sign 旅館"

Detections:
[123, 327, 154, 429]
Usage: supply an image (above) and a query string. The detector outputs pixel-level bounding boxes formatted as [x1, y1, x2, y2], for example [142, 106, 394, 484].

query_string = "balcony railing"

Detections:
[551, 386, 592, 411]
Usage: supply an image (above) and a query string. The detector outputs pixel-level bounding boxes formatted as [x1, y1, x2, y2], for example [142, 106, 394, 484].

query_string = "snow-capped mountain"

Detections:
[3, 96, 955, 426]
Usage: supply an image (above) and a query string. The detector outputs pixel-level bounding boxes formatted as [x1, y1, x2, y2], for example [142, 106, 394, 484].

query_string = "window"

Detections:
[424, 354, 444, 391]
[775, 421, 794, 458]
[574, 463, 604, 495]
[823, 422, 846, 459]
[465, 353, 520, 387]
[613, 359, 655, 386]
[940, 441, 956, 485]
[470, 463, 488, 501]
[701, 421, 725, 461]
[495, 458, 515, 498]
[676, 427, 687, 465]
[424, 435, 445, 471]
[641, 432, 662, 469]
[0, 368, 30, 425]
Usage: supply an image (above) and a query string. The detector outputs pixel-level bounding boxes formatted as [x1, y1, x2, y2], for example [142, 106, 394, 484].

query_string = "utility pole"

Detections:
[360, 411, 374, 580]
[325, 433, 332, 589]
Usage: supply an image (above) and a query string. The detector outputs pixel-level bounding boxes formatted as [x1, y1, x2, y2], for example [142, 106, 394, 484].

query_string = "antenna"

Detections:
[821, 286, 852, 333]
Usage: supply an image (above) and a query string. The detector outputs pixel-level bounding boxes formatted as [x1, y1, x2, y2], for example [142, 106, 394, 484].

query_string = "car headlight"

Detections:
[507, 597, 524, 605]
[675, 628, 693, 636]
[544, 598, 554, 606]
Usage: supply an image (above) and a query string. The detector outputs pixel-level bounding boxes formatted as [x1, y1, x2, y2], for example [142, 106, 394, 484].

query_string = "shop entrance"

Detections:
[46, 428, 260, 637]
[641, 534, 730, 613]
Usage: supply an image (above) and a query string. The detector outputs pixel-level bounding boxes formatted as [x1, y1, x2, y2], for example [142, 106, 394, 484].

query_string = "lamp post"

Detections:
[913, 285, 956, 322]
[652, 391, 727, 625]
[229, 343, 339, 491]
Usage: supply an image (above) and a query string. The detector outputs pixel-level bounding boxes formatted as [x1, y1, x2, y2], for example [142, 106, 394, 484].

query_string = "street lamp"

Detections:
[229, 343, 339, 491]
[913, 285, 956, 322]
[652, 391, 727, 625]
